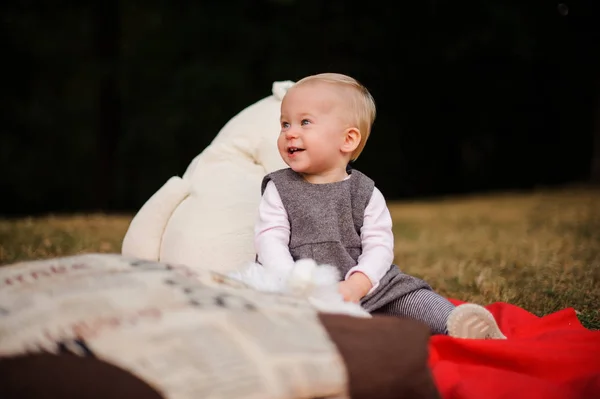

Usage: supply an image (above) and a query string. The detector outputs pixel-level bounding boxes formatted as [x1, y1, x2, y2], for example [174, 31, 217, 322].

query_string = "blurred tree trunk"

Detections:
[92, 0, 121, 210]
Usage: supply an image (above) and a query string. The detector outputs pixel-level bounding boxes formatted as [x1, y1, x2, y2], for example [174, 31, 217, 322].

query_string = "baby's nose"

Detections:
[285, 128, 299, 139]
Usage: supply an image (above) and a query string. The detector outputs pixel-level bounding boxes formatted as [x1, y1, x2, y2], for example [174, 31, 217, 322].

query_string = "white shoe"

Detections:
[447, 303, 507, 339]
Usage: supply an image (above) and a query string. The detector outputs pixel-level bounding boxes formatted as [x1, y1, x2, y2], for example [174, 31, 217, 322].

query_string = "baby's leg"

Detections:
[376, 289, 507, 339]
[376, 289, 455, 335]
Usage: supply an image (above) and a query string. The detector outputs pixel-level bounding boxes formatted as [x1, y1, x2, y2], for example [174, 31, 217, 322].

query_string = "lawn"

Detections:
[1, 186, 599, 329]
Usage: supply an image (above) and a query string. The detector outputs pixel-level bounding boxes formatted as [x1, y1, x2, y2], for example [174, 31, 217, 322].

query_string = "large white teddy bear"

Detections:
[121, 81, 293, 274]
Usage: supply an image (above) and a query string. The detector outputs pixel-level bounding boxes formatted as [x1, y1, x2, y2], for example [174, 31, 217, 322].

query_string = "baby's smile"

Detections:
[287, 147, 305, 155]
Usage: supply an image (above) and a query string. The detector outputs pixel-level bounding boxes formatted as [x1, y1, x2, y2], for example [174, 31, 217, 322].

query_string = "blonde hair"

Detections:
[294, 73, 376, 161]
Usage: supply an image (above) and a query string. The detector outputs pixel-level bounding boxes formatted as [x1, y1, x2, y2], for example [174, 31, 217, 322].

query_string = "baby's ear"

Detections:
[341, 127, 361, 154]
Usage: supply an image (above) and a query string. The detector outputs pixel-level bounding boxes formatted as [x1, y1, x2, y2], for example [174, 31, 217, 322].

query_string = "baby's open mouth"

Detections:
[288, 147, 305, 154]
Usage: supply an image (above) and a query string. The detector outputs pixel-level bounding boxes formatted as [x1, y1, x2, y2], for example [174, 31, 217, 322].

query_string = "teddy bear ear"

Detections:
[272, 80, 295, 101]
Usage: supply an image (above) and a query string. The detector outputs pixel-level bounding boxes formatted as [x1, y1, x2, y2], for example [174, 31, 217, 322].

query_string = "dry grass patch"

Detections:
[0, 214, 131, 264]
[389, 187, 599, 329]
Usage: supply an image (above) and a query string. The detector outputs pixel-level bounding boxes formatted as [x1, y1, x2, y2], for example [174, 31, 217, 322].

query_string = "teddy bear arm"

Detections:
[121, 176, 191, 261]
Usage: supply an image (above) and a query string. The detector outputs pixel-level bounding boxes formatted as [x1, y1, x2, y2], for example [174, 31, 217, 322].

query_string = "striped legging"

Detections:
[373, 288, 456, 335]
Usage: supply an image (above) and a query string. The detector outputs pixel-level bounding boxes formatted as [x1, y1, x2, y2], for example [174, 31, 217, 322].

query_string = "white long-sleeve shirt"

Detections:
[254, 179, 394, 292]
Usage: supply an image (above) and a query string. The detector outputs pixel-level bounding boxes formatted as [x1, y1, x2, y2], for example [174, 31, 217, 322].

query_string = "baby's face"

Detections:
[278, 82, 353, 179]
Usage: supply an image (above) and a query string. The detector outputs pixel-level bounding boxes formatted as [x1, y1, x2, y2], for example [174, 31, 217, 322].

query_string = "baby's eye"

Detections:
[301, 119, 310, 126]
[281, 121, 290, 129]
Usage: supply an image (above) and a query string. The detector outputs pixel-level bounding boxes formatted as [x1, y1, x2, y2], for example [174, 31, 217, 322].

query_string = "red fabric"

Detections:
[428, 300, 600, 399]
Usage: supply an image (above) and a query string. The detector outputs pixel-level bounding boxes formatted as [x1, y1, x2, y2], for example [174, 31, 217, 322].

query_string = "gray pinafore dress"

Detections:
[261, 168, 432, 312]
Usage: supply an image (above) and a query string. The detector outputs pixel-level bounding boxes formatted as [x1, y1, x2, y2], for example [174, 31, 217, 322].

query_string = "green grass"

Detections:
[1, 187, 599, 329]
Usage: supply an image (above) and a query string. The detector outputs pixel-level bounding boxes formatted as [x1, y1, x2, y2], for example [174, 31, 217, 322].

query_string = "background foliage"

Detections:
[1, 0, 598, 215]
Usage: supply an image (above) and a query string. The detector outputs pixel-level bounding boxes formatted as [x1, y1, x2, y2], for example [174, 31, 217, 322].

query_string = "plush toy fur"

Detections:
[121, 81, 293, 274]
[228, 259, 371, 318]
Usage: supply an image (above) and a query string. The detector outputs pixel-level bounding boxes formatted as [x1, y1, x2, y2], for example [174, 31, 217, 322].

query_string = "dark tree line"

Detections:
[1, 0, 598, 216]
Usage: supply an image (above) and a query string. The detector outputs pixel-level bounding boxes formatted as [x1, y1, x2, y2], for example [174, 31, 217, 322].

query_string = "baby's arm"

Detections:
[343, 187, 395, 299]
[254, 181, 296, 276]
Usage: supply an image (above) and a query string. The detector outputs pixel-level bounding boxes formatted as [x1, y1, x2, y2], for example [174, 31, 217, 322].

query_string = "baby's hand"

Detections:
[338, 272, 373, 303]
